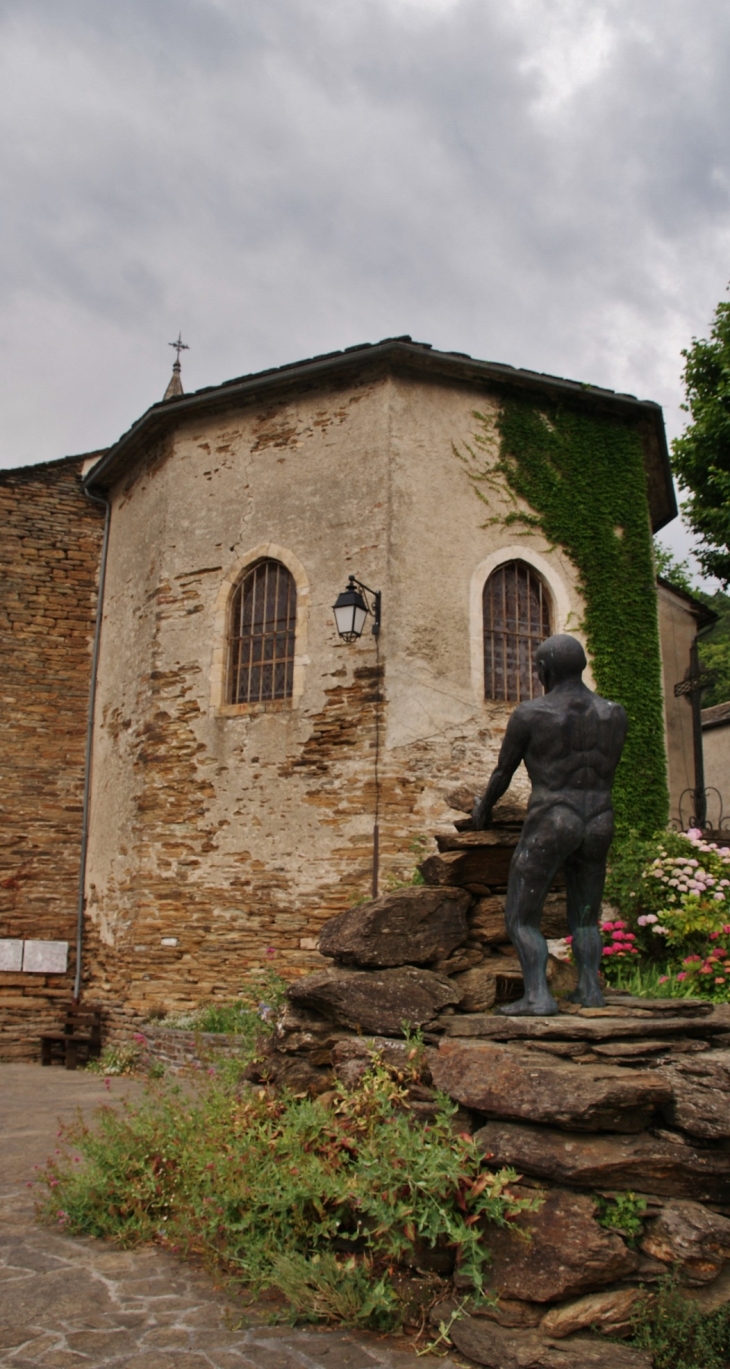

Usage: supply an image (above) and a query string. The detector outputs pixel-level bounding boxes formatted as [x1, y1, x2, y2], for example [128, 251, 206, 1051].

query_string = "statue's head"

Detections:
[536, 634, 587, 692]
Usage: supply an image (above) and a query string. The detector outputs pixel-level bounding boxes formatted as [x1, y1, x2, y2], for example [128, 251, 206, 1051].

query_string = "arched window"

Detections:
[227, 559, 297, 704]
[483, 560, 551, 702]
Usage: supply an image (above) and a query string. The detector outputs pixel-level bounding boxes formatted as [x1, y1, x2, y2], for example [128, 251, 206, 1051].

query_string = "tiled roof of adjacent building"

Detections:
[702, 700, 730, 730]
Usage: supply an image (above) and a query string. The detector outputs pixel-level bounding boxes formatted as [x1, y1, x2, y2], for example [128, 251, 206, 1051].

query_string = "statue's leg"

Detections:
[500, 806, 583, 1017]
[564, 811, 614, 1007]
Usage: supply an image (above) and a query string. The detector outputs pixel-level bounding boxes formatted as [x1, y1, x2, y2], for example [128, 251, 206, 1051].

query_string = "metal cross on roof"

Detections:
[169, 332, 189, 363]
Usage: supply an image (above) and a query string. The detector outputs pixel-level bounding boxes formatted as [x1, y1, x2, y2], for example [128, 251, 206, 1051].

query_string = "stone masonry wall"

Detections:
[83, 371, 591, 1035]
[0, 456, 104, 1058]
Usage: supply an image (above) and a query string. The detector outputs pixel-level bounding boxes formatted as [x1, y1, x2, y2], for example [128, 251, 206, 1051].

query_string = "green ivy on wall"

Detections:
[459, 399, 669, 841]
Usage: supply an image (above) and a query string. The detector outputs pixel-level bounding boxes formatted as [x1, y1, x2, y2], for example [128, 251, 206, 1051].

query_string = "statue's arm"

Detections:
[472, 711, 529, 830]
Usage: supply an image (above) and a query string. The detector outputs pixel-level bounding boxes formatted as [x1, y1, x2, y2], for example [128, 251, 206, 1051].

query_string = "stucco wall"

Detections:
[703, 720, 730, 828]
[0, 457, 104, 1057]
[83, 371, 589, 1027]
[656, 582, 701, 830]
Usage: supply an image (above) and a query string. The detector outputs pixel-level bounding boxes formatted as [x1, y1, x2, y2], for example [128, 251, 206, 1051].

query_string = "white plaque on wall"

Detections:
[22, 940, 69, 974]
[0, 940, 24, 972]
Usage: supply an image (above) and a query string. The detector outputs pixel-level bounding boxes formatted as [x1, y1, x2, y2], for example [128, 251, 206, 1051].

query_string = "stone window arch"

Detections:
[483, 559, 551, 701]
[211, 544, 309, 714]
[227, 558, 297, 704]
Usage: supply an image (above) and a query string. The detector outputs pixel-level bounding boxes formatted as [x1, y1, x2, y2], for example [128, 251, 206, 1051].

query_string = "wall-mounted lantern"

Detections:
[332, 575, 381, 641]
[332, 573, 383, 898]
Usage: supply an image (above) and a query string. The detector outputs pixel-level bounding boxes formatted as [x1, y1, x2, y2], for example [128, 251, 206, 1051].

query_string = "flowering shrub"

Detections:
[564, 919, 640, 985]
[655, 926, 730, 1003]
[598, 920, 640, 983]
[634, 830, 730, 958]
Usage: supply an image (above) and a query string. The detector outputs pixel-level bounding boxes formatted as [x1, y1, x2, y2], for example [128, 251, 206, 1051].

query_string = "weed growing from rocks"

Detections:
[629, 1278, 730, 1369]
[594, 1192, 647, 1246]
[158, 969, 287, 1042]
[38, 1058, 532, 1329]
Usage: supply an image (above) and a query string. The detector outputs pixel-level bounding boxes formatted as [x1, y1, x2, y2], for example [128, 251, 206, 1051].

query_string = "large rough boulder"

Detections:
[473, 1119, 730, 1203]
[484, 1188, 638, 1304]
[641, 1199, 730, 1284]
[431, 1039, 672, 1131]
[448, 1318, 651, 1369]
[317, 887, 470, 968]
[660, 1051, 730, 1139]
[287, 966, 462, 1036]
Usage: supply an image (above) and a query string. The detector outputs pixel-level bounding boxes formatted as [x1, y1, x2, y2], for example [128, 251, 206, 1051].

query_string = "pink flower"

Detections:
[676, 972, 688, 981]
[265, 947, 277, 958]
[686, 828, 703, 839]
[658, 975, 669, 983]
[715, 894, 725, 902]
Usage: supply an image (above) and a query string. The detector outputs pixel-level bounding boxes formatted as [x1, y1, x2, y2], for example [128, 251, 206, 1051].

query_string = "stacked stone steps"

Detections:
[250, 824, 730, 1358]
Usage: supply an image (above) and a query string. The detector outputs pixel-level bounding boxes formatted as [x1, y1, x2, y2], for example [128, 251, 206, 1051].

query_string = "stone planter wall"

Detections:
[135, 1025, 249, 1072]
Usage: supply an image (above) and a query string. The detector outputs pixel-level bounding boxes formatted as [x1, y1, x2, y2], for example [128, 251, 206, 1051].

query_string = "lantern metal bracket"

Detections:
[348, 576, 381, 637]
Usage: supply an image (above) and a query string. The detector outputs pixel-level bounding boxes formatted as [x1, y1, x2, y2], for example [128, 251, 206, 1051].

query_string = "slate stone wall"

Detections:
[0, 456, 104, 1058]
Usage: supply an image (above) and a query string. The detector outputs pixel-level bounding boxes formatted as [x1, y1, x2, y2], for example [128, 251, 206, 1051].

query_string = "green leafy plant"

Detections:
[39, 1057, 535, 1329]
[594, 1191, 647, 1245]
[596, 960, 698, 1000]
[653, 542, 697, 595]
[671, 293, 730, 586]
[86, 1042, 144, 1076]
[629, 1277, 730, 1369]
[158, 969, 287, 1046]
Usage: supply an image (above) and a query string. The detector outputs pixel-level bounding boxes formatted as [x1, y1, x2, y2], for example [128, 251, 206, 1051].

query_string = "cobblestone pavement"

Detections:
[0, 1064, 461, 1369]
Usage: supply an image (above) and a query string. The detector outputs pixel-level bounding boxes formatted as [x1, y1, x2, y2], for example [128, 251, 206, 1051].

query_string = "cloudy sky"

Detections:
[1, 0, 728, 577]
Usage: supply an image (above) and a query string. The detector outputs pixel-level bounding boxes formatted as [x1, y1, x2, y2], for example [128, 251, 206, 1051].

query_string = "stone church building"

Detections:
[0, 336, 704, 1053]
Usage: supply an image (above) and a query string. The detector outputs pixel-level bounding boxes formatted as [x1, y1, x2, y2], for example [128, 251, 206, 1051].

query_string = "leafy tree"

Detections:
[653, 542, 695, 595]
[672, 296, 730, 586]
[696, 589, 730, 707]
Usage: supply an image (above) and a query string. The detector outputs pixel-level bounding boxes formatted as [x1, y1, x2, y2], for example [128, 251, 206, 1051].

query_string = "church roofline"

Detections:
[83, 335, 677, 531]
[656, 575, 718, 629]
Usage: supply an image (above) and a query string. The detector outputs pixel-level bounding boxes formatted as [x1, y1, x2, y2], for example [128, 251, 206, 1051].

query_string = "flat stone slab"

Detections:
[473, 1118, 730, 1203]
[449, 1315, 652, 1368]
[441, 1010, 725, 1043]
[317, 887, 470, 968]
[603, 995, 713, 1016]
[287, 966, 462, 1036]
[431, 1038, 672, 1131]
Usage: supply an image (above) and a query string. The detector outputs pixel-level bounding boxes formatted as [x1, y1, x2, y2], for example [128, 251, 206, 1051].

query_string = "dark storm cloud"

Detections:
[0, 0, 729, 580]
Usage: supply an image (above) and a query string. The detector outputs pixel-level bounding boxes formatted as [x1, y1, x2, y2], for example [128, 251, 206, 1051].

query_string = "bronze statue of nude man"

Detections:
[472, 634, 628, 1016]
